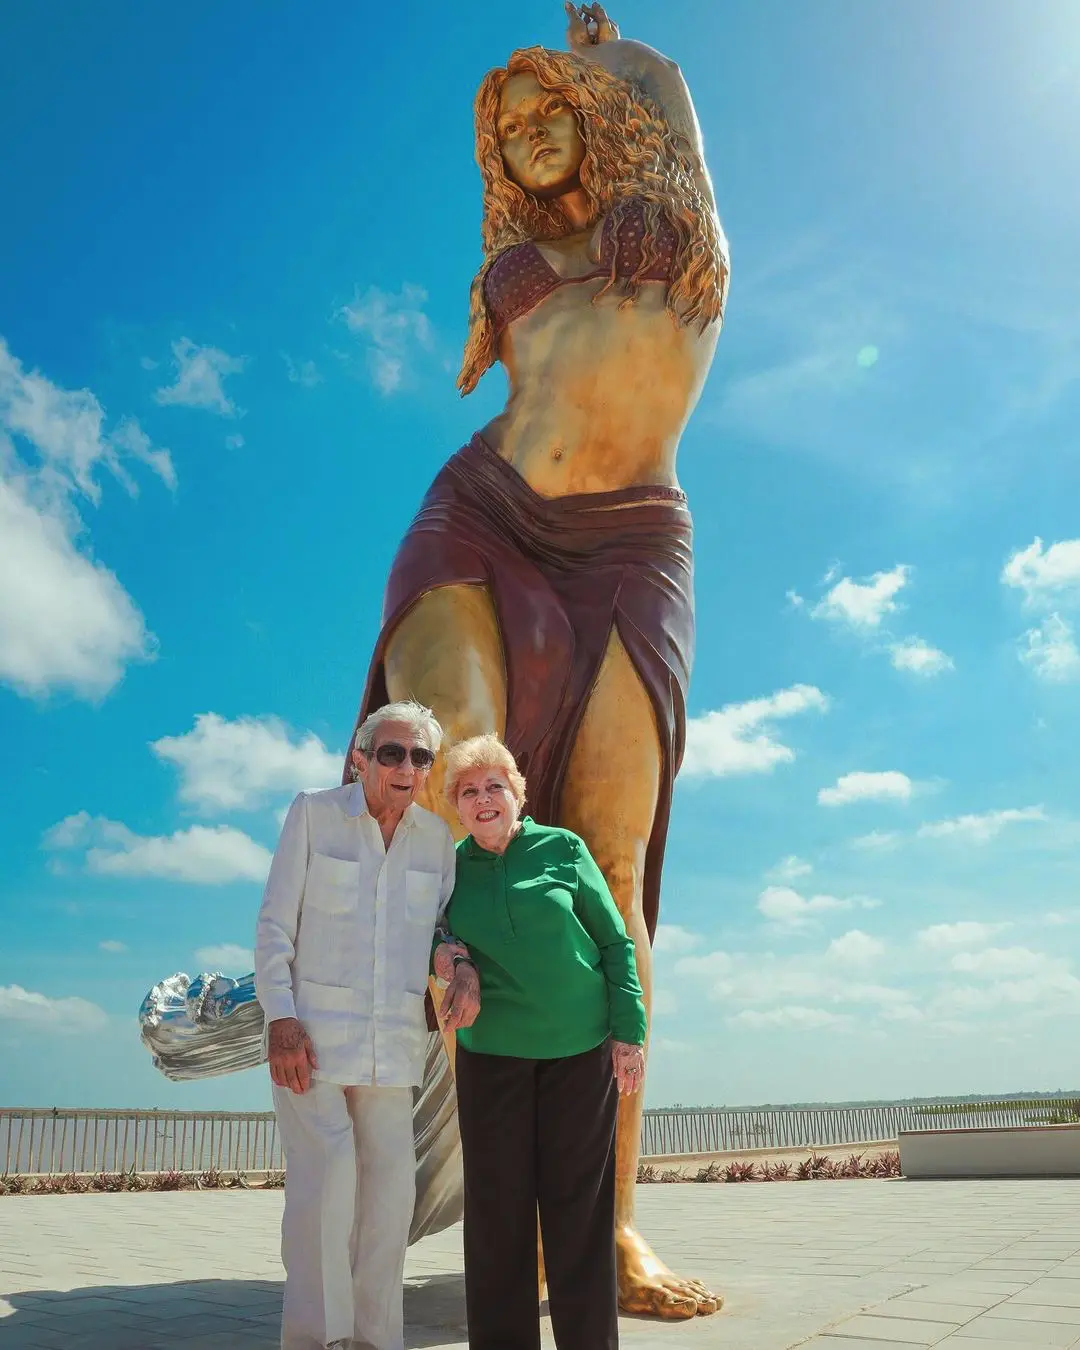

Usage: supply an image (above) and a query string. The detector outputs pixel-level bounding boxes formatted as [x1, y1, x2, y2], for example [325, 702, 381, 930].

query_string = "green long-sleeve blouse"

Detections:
[438, 817, 647, 1059]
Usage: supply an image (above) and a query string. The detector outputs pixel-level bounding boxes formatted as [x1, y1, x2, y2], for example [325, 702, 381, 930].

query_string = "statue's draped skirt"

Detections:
[342, 433, 695, 1241]
[345, 433, 695, 946]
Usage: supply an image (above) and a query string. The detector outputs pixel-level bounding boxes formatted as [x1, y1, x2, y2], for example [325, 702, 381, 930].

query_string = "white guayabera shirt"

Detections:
[254, 781, 456, 1088]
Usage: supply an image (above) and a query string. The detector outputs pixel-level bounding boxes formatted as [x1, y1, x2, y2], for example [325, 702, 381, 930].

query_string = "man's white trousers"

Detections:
[273, 1080, 415, 1350]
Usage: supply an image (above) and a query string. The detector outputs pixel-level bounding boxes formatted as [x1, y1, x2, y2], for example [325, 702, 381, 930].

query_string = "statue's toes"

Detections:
[655, 1287, 699, 1320]
[662, 1275, 722, 1317]
[683, 1276, 721, 1306]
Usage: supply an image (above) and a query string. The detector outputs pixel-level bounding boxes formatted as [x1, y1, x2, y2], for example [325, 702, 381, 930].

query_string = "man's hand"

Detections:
[432, 940, 470, 985]
[611, 1039, 645, 1095]
[268, 1016, 318, 1094]
[438, 962, 481, 1034]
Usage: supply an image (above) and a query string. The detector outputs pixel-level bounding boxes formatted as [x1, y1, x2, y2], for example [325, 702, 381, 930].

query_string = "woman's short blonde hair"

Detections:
[444, 733, 527, 809]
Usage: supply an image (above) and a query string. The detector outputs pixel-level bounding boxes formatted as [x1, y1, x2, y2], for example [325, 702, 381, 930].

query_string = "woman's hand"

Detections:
[565, 2, 620, 51]
[611, 1039, 645, 1095]
[439, 961, 481, 1033]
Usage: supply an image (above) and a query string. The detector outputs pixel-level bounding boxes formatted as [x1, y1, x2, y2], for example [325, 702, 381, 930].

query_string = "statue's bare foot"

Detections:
[616, 1224, 721, 1318]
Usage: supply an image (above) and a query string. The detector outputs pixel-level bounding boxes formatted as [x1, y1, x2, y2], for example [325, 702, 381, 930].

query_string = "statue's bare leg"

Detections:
[383, 582, 507, 1073]
[559, 629, 721, 1319]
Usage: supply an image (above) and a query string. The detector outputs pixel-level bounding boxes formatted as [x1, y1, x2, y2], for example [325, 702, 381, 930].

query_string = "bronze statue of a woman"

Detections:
[346, 1, 729, 1319]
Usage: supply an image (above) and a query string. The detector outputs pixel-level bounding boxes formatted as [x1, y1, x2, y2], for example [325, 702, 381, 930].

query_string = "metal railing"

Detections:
[0, 1109, 283, 1176]
[638, 1098, 1080, 1156]
[2, 1098, 1076, 1175]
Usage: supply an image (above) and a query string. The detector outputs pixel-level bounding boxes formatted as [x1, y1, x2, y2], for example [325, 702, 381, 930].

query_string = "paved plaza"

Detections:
[4, 1179, 1080, 1349]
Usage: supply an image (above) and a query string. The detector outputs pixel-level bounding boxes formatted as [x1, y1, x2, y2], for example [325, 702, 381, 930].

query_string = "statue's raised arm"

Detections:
[564, 3, 723, 226]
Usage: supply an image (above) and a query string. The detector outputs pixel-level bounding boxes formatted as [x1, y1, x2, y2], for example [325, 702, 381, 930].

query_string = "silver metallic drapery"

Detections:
[138, 970, 463, 1242]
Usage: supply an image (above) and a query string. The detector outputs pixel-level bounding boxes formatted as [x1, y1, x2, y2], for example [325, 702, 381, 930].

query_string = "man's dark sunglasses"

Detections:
[371, 742, 436, 770]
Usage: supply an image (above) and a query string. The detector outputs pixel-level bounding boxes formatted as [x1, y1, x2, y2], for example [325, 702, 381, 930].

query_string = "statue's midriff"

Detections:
[479, 235, 720, 499]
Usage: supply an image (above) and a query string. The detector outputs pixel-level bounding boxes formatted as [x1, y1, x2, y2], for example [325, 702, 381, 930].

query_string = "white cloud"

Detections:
[811, 564, 909, 630]
[151, 712, 342, 811]
[224, 433, 245, 450]
[99, 939, 128, 954]
[850, 830, 900, 851]
[756, 885, 878, 929]
[941, 978, 1080, 1015]
[732, 1006, 849, 1030]
[283, 355, 322, 388]
[194, 943, 254, 972]
[44, 811, 271, 884]
[0, 985, 107, 1032]
[674, 944, 914, 1026]
[802, 561, 951, 677]
[110, 418, 177, 492]
[0, 337, 169, 699]
[682, 684, 829, 778]
[766, 855, 813, 883]
[889, 636, 954, 677]
[0, 478, 153, 697]
[826, 929, 885, 963]
[950, 946, 1060, 978]
[1, 339, 173, 499]
[651, 989, 679, 1016]
[918, 806, 1046, 844]
[340, 284, 433, 395]
[917, 921, 1011, 950]
[1001, 541, 1080, 683]
[154, 338, 245, 416]
[673, 950, 734, 978]
[1045, 910, 1080, 927]
[652, 924, 700, 956]
[818, 770, 913, 807]
[1020, 614, 1080, 683]
[1002, 537, 1080, 607]
[941, 949, 1080, 1015]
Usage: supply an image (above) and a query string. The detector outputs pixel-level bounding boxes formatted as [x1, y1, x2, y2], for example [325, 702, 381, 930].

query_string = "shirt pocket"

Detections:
[405, 868, 441, 925]
[295, 978, 356, 1047]
[304, 852, 359, 915]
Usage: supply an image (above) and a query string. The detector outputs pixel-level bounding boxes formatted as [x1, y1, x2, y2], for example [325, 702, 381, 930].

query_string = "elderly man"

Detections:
[255, 699, 479, 1350]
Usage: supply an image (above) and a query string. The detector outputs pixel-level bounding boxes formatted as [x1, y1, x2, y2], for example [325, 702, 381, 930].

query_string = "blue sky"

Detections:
[3, 0, 1080, 1112]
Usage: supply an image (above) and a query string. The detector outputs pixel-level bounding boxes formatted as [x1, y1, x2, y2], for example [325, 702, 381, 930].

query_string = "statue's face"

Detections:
[497, 72, 586, 200]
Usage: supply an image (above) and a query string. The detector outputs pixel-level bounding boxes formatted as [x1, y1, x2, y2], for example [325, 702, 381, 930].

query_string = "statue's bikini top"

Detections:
[484, 201, 679, 338]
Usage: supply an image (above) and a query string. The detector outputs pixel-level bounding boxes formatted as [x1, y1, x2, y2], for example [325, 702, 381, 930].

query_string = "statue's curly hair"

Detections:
[458, 46, 729, 396]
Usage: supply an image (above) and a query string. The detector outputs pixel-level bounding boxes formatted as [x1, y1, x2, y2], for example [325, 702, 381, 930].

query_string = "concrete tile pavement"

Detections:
[3, 1181, 1080, 1348]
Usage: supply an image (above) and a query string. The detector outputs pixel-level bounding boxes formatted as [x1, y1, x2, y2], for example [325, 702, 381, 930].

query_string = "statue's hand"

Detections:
[565, 2, 620, 52]
[611, 1039, 645, 1095]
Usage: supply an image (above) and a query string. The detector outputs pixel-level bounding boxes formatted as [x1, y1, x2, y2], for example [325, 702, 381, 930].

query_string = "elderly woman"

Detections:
[433, 732, 646, 1350]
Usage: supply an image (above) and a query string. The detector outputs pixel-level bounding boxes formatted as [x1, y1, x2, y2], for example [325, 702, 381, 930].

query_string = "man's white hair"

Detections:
[354, 700, 444, 756]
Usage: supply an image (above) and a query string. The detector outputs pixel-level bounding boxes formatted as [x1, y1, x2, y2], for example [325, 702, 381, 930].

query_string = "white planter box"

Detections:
[899, 1124, 1080, 1179]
